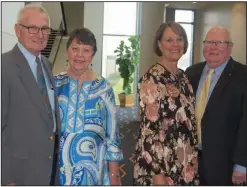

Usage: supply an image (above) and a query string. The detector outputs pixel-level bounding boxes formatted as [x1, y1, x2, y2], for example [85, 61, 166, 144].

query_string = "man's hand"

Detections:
[232, 170, 246, 185]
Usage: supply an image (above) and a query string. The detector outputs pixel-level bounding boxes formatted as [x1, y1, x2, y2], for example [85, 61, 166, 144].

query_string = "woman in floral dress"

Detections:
[133, 22, 199, 185]
[55, 28, 123, 185]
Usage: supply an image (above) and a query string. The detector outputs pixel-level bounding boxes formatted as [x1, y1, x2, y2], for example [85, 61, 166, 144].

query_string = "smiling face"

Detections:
[158, 27, 185, 62]
[15, 8, 50, 56]
[67, 38, 94, 74]
[203, 27, 233, 68]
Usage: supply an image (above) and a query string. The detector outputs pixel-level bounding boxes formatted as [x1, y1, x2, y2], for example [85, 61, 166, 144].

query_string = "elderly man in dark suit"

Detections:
[185, 26, 246, 185]
[2, 4, 60, 185]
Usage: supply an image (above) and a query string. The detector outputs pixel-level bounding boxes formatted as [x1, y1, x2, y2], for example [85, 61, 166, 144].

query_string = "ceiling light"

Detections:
[192, 2, 197, 3]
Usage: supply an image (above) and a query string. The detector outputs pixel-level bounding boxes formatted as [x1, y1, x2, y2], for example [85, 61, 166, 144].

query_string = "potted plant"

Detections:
[114, 35, 140, 107]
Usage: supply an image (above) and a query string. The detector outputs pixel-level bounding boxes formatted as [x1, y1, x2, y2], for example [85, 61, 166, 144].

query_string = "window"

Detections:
[175, 10, 195, 70]
[102, 2, 138, 78]
[102, 35, 130, 76]
[175, 10, 194, 23]
[103, 2, 137, 36]
[102, 2, 140, 104]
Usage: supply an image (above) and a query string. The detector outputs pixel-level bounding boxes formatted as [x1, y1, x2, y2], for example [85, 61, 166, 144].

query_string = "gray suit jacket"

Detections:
[1, 45, 61, 185]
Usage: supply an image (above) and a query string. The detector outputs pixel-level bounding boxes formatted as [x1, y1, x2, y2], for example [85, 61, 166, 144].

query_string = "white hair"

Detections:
[17, 3, 51, 27]
[207, 26, 232, 42]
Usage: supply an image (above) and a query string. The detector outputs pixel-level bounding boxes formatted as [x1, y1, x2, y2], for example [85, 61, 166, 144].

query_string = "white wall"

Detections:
[1, 2, 25, 53]
[63, 2, 84, 34]
[53, 2, 104, 75]
[194, 2, 246, 65]
[139, 2, 165, 77]
[52, 37, 68, 75]
[42, 2, 62, 30]
[229, 3, 246, 65]
[84, 2, 104, 75]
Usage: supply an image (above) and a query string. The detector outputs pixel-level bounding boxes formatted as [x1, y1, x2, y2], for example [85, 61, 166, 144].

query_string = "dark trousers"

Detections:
[50, 134, 59, 185]
[198, 150, 208, 186]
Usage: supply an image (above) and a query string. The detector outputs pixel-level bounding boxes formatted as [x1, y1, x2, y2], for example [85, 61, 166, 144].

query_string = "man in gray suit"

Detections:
[2, 4, 60, 185]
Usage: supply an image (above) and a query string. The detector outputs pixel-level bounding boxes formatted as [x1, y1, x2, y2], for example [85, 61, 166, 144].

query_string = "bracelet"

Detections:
[110, 172, 120, 178]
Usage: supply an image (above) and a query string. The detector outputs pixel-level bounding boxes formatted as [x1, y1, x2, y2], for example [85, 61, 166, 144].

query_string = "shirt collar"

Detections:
[17, 42, 41, 61]
[204, 57, 230, 75]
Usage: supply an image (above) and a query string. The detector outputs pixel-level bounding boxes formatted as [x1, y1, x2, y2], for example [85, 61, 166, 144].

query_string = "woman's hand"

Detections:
[153, 174, 169, 185]
[109, 172, 121, 185]
[109, 161, 122, 185]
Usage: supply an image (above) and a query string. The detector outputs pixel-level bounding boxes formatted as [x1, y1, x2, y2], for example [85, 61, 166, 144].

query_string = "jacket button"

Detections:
[50, 136, 54, 141]
[49, 156, 52, 159]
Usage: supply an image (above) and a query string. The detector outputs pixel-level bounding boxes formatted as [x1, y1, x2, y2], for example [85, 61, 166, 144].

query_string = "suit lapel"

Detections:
[191, 62, 206, 94]
[206, 58, 235, 111]
[13, 45, 52, 130]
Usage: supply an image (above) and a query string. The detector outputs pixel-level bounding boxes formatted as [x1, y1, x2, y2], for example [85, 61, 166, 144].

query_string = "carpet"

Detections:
[116, 106, 140, 185]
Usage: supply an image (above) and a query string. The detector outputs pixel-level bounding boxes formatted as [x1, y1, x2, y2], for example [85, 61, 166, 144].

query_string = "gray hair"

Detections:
[17, 3, 51, 26]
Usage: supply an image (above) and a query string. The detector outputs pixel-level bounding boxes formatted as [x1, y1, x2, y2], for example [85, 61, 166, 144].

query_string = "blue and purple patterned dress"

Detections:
[55, 72, 123, 185]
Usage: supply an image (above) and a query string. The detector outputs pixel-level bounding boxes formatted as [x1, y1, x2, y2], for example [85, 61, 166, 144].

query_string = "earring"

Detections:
[65, 60, 69, 68]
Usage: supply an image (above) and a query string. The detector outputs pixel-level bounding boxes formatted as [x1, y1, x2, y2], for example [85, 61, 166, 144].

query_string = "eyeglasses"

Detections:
[203, 40, 232, 48]
[18, 24, 51, 35]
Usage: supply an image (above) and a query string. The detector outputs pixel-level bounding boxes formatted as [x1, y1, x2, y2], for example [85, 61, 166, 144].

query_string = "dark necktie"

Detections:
[36, 57, 53, 121]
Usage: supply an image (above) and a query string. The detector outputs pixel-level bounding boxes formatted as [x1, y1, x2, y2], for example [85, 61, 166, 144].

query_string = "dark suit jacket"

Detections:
[1, 45, 61, 185]
[185, 57, 247, 185]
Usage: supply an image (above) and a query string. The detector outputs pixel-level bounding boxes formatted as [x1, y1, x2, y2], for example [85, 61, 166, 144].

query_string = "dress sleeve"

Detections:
[138, 73, 168, 176]
[104, 87, 124, 161]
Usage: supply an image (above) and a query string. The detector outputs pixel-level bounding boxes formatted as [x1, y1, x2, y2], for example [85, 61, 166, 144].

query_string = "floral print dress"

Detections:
[133, 63, 199, 185]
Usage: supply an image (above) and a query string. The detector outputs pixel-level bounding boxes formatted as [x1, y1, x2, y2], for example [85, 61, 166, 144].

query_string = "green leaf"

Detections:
[114, 34, 140, 94]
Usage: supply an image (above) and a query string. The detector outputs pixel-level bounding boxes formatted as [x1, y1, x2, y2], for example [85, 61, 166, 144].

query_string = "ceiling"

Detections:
[164, 2, 211, 10]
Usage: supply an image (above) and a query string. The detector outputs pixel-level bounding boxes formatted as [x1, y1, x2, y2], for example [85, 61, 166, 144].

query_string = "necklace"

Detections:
[157, 61, 179, 77]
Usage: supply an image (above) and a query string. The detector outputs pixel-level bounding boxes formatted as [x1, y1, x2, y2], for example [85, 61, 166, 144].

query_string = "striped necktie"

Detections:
[36, 57, 53, 121]
[195, 69, 214, 145]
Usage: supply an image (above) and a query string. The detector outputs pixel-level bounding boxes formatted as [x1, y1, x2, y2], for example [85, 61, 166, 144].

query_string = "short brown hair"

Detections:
[154, 21, 188, 56]
[66, 28, 97, 56]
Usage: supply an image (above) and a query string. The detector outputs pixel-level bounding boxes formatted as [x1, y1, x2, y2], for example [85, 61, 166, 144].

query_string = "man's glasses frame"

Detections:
[18, 24, 51, 35]
[203, 40, 233, 48]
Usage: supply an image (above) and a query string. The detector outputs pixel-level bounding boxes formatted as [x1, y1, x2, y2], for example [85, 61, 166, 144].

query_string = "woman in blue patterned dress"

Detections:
[55, 28, 123, 185]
